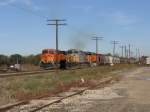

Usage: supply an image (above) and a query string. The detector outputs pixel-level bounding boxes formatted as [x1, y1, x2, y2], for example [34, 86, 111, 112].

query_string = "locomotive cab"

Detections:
[40, 49, 56, 69]
[40, 49, 67, 69]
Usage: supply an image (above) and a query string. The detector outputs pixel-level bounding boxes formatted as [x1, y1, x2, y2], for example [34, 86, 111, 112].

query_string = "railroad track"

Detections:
[0, 70, 56, 78]
[0, 77, 113, 112]
[0, 66, 88, 78]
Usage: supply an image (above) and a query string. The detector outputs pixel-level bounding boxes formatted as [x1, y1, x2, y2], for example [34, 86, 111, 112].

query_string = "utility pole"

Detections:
[16, 56, 19, 64]
[129, 44, 131, 59]
[111, 41, 119, 56]
[120, 45, 124, 58]
[126, 49, 129, 58]
[138, 48, 140, 62]
[47, 19, 67, 67]
[130, 51, 133, 58]
[125, 45, 128, 58]
[135, 49, 137, 59]
[92, 37, 103, 63]
[136, 48, 138, 59]
[128, 44, 131, 63]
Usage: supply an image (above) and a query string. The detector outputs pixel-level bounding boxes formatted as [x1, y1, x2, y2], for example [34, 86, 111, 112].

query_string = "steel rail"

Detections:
[30, 77, 113, 112]
[0, 70, 56, 78]
[0, 77, 112, 112]
[0, 101, 29, 112]
[0, 66, 88, 78]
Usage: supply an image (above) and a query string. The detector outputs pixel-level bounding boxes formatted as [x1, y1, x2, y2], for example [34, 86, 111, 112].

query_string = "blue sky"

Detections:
[0, 0, 149, 56]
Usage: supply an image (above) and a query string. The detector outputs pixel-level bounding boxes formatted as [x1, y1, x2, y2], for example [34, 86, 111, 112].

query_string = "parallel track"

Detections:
[0, 77, 113, 112]
[0, 70, 56, 78]
[0, 66, 87, 78]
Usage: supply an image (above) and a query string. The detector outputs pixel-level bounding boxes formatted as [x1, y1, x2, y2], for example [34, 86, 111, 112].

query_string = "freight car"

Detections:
[141, 56, 150, 65]
[86, 52, 97, 66]
[99, 55, 120, 66]
[103, 55, 114, 66]
[40, 49, 121, 69]
[113, 57, 120, 64]
[67, 50, 104, 67]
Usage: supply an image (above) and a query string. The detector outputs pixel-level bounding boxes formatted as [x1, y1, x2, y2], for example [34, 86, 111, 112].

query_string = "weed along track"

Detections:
[0, 67, 83, 78]
[0, 66, 91, 78]
[0, 77, 113, 112]
[0, 64, 137, 78]
[0, 65, 137, 112]
[0, 70, 56, 78]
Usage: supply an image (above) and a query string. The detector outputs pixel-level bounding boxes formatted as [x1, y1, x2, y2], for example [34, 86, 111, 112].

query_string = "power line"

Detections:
[120, 45, 124, 58]
[47, 19, 67, 67]
[8, 3, 48, 19]
[124, 45, 129, 58]
[130, 51, 134, 58]
[126, 49, 129, 59]
[136, 48, 138, 59]
[6, 3, 104, 46]
[92, 37, 103, 54]
[111, 41, 119, 56]
[8, 3, 95, 43]
[47, 19, 67, 51]
[6, 2, 144, 60]
[92, 36, 103, 64]
[8, 3, 95, 39]
[8, 3, 99, 47]
[128, 44, 131, 59]
[138, 48, 140, 61]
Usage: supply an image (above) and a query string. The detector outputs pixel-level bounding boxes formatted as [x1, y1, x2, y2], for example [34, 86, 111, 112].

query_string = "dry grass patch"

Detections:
[0, 64, 138, 105]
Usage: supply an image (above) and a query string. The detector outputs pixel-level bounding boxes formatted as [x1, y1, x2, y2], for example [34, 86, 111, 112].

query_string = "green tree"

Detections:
[0, 55, 8, 66]
[9, 54, 23, 64]
[24, 54, 41, 65]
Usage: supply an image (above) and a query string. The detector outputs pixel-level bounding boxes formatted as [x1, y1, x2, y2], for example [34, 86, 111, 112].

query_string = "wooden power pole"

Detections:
[47, 19, 67, 67]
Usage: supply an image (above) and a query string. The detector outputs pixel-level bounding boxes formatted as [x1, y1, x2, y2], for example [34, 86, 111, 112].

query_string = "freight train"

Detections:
[40, 49, 123, 69]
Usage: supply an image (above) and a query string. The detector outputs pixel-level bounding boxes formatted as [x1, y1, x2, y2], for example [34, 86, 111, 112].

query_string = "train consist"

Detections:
[141, 56, 150, 65]
[40, 49, 123, 69]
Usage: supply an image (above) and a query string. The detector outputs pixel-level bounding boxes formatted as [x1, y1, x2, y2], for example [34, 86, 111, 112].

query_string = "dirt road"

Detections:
[44, 67, 150, 112]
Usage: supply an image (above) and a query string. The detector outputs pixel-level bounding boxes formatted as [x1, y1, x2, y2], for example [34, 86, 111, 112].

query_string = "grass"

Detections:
[0, 64, 138, 105]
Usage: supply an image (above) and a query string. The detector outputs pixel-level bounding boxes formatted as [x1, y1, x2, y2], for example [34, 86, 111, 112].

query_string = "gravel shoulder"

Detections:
[86, 67, 150, 112]
[32, 67, 150, 112]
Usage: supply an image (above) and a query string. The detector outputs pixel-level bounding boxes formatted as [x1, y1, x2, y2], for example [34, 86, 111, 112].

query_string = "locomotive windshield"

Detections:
[42, 49, 57, 54]
[42, 50, 48, 54]
[68, 50, 79, 54]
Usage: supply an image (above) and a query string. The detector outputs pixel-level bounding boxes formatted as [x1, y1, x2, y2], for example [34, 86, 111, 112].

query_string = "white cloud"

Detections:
[111, 11, 136, 26]
[22, 0, 32, 6]
[71, 5, 93, 14]
[0, 0, 41, 11]
[21, 0, 42, 11]
[0, 0, 17, 6]
[99, 11, 137, 27]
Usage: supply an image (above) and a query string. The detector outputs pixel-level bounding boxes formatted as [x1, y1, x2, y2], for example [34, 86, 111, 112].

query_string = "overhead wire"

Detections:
[7, 2, 96, 37]
[8, 3, 48, 19]
[7, 2, 101, 39]
[6, 2, 141, 56]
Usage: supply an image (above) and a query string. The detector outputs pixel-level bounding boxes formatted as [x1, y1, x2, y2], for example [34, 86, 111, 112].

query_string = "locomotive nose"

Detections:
[41, 55, 48, 63]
